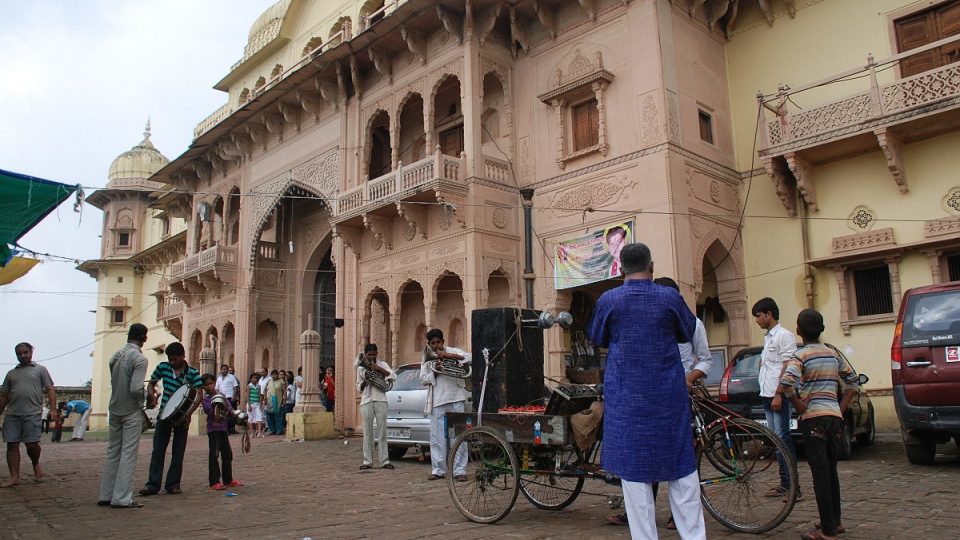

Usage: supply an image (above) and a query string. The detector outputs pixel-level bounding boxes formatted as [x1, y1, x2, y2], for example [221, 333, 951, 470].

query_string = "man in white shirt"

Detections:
[294, 367, 303, 405]
[215, 364, 240, 434]
[752, 297, 799, 499]
[419, 328, 470, 482]
[354, 344, 397, 470]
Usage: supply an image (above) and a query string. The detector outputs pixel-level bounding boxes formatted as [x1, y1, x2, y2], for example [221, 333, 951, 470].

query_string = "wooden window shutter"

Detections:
[895, 0, 960, 78]
[572, 99, 599, 151]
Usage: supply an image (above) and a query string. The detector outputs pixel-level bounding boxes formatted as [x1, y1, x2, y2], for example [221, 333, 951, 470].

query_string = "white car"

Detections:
[384, 363, 473, 460]
[384, 364, 431, 460]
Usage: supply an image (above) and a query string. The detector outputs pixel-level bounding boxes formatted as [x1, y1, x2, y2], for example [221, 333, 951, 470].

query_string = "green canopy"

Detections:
[0, 168, 78, 266]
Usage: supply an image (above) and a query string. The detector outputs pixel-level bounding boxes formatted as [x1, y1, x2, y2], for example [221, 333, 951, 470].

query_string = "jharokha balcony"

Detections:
[331, 147, 469, 231]
[167, 245, 237, 305]
[758, 34, 960, 215]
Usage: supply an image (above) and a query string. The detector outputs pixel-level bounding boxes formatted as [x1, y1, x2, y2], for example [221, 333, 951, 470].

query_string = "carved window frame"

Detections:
[110, 308, 126, 326]
[538, 55, 613, 170]
[831, 256, 902, 335]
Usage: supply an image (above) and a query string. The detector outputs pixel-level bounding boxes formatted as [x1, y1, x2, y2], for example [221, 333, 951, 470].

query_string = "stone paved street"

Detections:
[1, 433, 958, 539]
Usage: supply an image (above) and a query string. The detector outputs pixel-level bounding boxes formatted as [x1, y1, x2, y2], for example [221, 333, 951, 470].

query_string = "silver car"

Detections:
[385, 364, 430, 460]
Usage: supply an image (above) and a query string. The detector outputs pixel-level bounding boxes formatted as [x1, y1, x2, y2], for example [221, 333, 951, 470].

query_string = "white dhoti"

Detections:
[622, 470, 706, 540]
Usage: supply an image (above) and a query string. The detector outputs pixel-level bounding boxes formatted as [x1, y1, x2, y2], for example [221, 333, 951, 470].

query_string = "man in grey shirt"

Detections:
[0, 342, 58, 487]
[98, 323, 149, 508]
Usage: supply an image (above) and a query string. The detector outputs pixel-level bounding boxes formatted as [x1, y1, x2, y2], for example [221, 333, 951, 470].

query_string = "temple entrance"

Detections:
[312, 248, 336, 371]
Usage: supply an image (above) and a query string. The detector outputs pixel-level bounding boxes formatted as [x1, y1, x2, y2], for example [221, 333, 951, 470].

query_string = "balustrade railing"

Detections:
[159, 296, 183, 320]
[258, 242, 279, 261]
[334, 149, 464, 217]
[761, 34, 960, 152]
[483, 155, 511, 183]
[169, 245, 237, 282]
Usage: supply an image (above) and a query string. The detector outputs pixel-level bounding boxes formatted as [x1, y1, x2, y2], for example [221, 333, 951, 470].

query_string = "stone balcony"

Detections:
[168, 245, 237, 305]
[332, 148, 468, 229]
[157, 295, 183, 321]
[758, 35, 960, 215]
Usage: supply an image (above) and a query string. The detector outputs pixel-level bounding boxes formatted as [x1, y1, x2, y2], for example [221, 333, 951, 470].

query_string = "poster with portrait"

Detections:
[554, 221, 634, 289]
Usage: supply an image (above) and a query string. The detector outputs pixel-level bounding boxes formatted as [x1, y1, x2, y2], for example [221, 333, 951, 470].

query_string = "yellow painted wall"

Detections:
[725, 0, 960, 431]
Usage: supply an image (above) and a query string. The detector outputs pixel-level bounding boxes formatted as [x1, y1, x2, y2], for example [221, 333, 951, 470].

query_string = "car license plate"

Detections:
[754, 418, 799, 430]
[388, 428, 410, 439]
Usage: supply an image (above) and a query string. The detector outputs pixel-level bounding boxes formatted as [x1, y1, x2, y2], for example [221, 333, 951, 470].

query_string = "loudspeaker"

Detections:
[470, 308, 545, 413]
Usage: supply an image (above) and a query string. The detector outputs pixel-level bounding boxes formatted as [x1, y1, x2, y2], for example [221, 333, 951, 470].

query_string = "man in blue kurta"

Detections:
[588, 243, 706, 540]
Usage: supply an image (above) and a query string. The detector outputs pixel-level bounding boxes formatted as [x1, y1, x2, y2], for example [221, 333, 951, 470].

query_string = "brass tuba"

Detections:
[359, 358, 394, 392]
[425, 345, 472, 379]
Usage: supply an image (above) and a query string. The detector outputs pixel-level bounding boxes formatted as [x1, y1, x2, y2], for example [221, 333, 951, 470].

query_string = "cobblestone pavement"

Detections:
[1, 432, 958, 539]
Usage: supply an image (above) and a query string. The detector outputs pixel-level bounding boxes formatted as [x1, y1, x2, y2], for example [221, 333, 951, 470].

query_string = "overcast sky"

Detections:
[0, 1, 271, 385]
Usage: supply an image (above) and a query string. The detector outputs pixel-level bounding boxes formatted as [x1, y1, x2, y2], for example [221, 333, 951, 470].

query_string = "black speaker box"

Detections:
[470, 308, 545, 413]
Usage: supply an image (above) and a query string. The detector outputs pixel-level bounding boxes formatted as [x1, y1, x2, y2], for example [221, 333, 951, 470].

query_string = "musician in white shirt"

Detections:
[419, 328, 470, 482]
[354, 344, 396, 470]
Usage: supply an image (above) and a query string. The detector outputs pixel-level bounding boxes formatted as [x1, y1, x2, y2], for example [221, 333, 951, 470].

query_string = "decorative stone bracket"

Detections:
[396, 202, 427, 240]
[763, 156, 797, 216]
[436, 5, 463, 43]
[363, 213, 392, 250]
[533, 1, 557, 38]
[297, 89, 324, 119]
[436, 191, 467, 230]
[875, 128, 908, 194]
[368, 47, 392, 84]
[784, 153, 817, 212]
[509, 6, 529, 58]
[476, 3, 501, 45]
[331, 224, 361, 258]
[400, 26, 427, 65]
[315, 76, 339, 110]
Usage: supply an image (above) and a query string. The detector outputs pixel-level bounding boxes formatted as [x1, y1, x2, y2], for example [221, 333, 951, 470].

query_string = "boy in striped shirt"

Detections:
[778, 309, 859, 540]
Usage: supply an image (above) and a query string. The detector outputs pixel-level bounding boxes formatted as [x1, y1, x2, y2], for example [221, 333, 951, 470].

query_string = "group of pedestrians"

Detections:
[588, 243, 857, 540]
[3, 244, 858, 538]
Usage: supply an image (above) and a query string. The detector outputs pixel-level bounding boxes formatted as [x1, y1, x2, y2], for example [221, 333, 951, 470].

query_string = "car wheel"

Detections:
[855, 405, 876, 446]
[836, 418, 854, 461]
[904, 437, 936, 465]
[388, 446, 408, 461]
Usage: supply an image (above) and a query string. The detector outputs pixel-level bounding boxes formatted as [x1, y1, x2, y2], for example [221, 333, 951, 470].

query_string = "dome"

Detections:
[107, 120, 169, 184]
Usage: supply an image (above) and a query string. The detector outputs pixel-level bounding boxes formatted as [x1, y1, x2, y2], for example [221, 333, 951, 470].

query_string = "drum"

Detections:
[210, 393, 229, 422]
[158, 385, 200, 425]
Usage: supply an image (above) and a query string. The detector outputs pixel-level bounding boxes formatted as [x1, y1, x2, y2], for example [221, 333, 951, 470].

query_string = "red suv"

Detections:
[891, 281, 960, 465]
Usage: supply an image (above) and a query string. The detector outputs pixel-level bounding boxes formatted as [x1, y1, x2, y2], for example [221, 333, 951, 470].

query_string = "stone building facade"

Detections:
[82, 0, 960, 433]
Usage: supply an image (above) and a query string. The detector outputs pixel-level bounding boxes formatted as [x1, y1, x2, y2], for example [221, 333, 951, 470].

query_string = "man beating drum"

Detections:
[140, 342, 202, 496]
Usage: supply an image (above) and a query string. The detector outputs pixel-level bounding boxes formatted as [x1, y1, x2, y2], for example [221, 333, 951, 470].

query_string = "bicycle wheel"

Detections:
[698, 417, 797, 534]
[519, 445, 585, 510]
[447, 426, 520, 524]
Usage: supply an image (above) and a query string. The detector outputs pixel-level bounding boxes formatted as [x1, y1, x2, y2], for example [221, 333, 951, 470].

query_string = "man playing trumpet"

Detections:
[419, 329, 470, 482]
[353, 343, 396, 471]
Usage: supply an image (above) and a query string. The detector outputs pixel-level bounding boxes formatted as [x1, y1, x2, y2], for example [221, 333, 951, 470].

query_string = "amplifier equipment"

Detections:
[545, 384, 599, 416]
[471, 308, 546, 413]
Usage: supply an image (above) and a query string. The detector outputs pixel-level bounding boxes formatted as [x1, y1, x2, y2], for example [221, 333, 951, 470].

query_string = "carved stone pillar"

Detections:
[462, 30, 483, 178]
[295, 315, 324, 413]
[832, 265, 852, 335]
[924, 250, 943, 284]
[886, 256, 902, 315]
[199, 347, 216, 377]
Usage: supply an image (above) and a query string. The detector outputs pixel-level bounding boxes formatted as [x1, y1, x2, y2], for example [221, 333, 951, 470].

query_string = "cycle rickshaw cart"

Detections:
[443, 349, 799, 534]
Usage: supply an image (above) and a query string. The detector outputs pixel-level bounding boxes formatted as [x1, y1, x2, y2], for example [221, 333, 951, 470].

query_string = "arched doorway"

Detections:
[312, 249, 336, 371]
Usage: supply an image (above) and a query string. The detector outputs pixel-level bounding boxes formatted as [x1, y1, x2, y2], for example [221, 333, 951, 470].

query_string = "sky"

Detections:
[0, 0, 272, 385]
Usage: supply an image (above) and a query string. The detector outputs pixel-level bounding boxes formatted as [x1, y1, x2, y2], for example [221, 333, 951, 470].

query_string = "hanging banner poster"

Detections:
[554, 221, 634, 289]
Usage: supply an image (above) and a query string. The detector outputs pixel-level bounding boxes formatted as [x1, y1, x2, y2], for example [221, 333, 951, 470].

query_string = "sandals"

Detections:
[382, 463, 395, 470]
[359, 464, 372, 470]
[604, 514, 628, 526]
[815, 522, 846, 534]
[427, 474, 445, 481]
[801, 530, 839, 540]
[454, 474, 469, 482]
[111, 501, 144, 509]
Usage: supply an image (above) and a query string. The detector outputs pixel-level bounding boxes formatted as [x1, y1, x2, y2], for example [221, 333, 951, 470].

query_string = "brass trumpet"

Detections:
[425, 345, 472, 379]
[359, 358, 394, 392]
